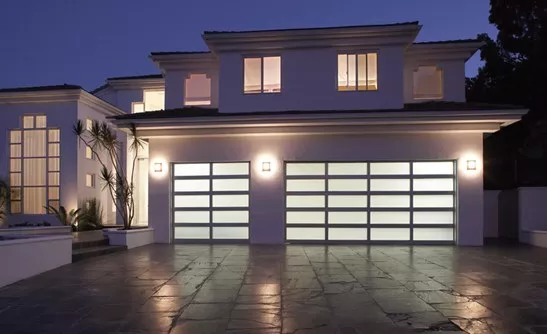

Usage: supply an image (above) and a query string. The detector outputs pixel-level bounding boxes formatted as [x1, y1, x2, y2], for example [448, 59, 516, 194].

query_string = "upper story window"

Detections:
[132, 90, 165, 113]
[244, 56, 281, 94]
[337, 53, 378, 91]
[185, 74, 211, 106]
[413, 66, 443, 100]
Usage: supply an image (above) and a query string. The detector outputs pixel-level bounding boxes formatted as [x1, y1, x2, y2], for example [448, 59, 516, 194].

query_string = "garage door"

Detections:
[172, 162, 250, 242]
[285, 161, 455, 243]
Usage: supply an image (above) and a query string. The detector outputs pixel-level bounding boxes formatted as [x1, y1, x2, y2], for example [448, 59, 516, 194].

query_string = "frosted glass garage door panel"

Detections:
[174, 195, 210, 208]
[213, 179, 249, 191]
[370, 162, 409, 175]
[413, 195, 454, 208]
[414, 212, 454, 224]
[174, 227, 210, 239]
[370, 228, 410, 241]
[286, 163, 325, 176]
[413, 162, 454, 175]
[370, 179, 410, 191]
[174, 163, 210, 176]
[414, 228, 454, 241]
[213, 195, 249, 207]
[413, 179, 454, 191]
[328, 179, 367, 192]
[174, 211, 209, 223]
[370, 195, 410, 208]
[370, 212, 410, 224]
[287, 211, 325, 224]
[286, 196, 325, 208]
[286, 228, 325, 240]
[328, 163, 367, 175]
[329, 228, 367, 240]
[213, 227, 249, 239]
[328, 212, 367, 224]
[212, 163, 249, 175]
[328, 195, 367, 208]
[174, 179, 210, 192]
[286, 179, 325, 192]
[212, 211, 249, 223]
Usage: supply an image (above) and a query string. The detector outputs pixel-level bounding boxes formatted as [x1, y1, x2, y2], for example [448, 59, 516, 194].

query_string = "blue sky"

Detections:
[0, 0, 497, 91]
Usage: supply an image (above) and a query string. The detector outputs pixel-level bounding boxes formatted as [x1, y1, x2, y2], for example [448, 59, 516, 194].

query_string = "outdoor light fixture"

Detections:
[262, 161, 271, 172]
[466, 160, 477, 171]
[154, 162, 163, 173]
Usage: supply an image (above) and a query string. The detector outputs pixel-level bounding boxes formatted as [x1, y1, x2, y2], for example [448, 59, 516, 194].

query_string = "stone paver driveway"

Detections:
[2, 245, 547, 333]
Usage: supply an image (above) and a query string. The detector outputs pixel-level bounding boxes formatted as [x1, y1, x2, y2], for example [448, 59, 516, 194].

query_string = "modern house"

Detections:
[0, 22, 526, 245]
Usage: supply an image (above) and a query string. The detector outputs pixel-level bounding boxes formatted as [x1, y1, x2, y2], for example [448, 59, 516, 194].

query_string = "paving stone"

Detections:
[432, 301, 496, 319]
[179, 303, 234, 320]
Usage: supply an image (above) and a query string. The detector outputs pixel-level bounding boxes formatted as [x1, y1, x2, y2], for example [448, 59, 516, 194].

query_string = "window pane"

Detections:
[370, 228, 410, 241]
[414, 228, 453, 241]
[413, 179, 454, 191]
[212, 179, 249, 192]
[328, 179, 367, 192]
[371, 212, 410, 224]
[244, 58, 262, 93]
[174, 195, 210, 208]
[85, 146, 93, 159]
[414, 212, 453, 224]
[370, 195, 410, 208]
[413, 162, 454, 175]
[48, 143, 60, 156]
[347, 54, 356, 90]
[174, 227, 209, 239]
[49, 172, 60, 186]
[174, 211, 210, 223]
[212, 195, 249, 208]
[413, 195, 453, 208]
[328, 212, 367, 224]
[11, 201, 21, 214]
[35, 115, 47, 128]
[263, 56, 281, 93]
[132, 102, 145, 114]
[286, 227, 324, 240]
[328, 163, 367, 175]
[49, 187, 59, 200]
[49, 158, 60, 172]
[367, 53, 378, 90]
[286, 179, 325, 192]
[48, 129, 60, 142]
[10, 159, 21, 172]
[184, 74, 212, 106]
[11, 188, 21, 200]
[286, 163, 325, 176]
[328, 195, 367, 208]
[24, 187, 46, 214]
[174, 179, 210, 192]
[10, 130, 21, 143]
[212, 163, 249, 175]
[10, 173, 21, 187]
[23, 116, 34, 129]
[144, 90, 165, 111]
[286, 195, 325, 208]
[357, 54, 367, 90]
[174, 163, 210, 176]
[10, 144, 21, 158]
[213, 227, 248, 239]
[370, 179, 410, 191]
[86, 119, 93, 131]
[24, 159, 46, 186]
[370, 162, 410, 175]
[337, 54, 348, 89]
[48, 200, 59, 211]
[24, 130, 46, 157]
[85, 174, 95, 188]
[287, 211, 325, 224]
[212, 210, 249, 223]
[329, 228, 367, 240]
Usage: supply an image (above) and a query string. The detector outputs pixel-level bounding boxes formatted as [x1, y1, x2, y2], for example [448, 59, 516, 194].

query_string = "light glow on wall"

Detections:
[150, 157, 168, 178]
[254, 153, 278, 178]
[458, 152, 481, 176]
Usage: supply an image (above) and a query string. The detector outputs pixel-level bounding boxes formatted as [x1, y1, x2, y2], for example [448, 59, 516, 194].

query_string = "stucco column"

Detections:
[147, 140, 171, 243]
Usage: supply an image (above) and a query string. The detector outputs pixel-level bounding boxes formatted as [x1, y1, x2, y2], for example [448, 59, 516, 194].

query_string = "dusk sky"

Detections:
[0, 0, 497, 91]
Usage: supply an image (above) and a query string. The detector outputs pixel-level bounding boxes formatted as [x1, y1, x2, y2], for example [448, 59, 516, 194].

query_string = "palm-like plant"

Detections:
[73, 121, 144, 230]
[78, 198, 104, 231]
[45, 205, 80, 231]
[0, 179, 10, 228]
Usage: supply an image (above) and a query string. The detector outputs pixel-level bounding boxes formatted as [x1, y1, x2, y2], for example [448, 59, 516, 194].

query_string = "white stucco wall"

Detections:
[518, 187, 547, 231]
[148, 132, 483, 246]
[165, 70, 219, 110]
[483, 190, 500, 238]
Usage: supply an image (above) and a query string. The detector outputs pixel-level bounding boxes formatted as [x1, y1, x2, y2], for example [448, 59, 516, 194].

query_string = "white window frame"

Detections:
[243, 56, 281, 94]
[86, 174, 96, 188]
[337, 52, 378, 91]
[413, 65, 444, 100]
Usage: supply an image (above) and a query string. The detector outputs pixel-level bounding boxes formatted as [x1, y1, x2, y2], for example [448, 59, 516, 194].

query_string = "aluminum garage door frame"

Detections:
[172, 162, 251, 244]
[284, 160, 456, 244]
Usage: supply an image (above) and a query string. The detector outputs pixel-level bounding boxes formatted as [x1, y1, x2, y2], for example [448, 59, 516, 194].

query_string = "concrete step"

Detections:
[72, 237, 109, 250]
[72, 245, 127, 262]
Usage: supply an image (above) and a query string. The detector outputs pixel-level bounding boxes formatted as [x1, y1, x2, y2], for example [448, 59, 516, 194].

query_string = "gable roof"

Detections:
[0, 84, 82, 93]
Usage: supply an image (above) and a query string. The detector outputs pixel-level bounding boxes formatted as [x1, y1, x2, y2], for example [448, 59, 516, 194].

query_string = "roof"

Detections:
[107, 74, 163, 81]
[0, 84, 82, 93]
[413, 39, 481, 45]
[150, 51, 211, 56]
[203, 22, 420, 35]
[112, 102, 526, 121]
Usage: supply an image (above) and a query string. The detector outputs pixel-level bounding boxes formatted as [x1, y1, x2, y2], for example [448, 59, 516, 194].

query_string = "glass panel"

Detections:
[24, 159, 46, 186]
[287, 211, 325, 224]
[212, 195, 249, 207]
[212, 163, 249, 175]
[185, 74, 212, 106]
[328, 163, 367, 175]
[49, 172, 60, 186]
[10, 130, 21, 143]
[144, 90, 165, 111]
[23, 116, 34, 129]
[370, 162, 409, 175]
[48, 200, 59, 211]
[11, 188, 21, 200]
[413, 179, 454, 191]
[328, 195, 367, 208]
[49, 158, 60, 172]
[10, 173, 21, 187]
[10, 159, 21, 172]
[263, 56, 281, 93]
[48, 187, 59, 200]
[47, 129, 60, 143]
[329, 228, 367, 240]
[370, 212, 410, 224]
[85, 174, 95, 188]
[24, 187, 46, 214]
[11, 201, 21, 214]
[10, 144, 21, 158]
[370, 179, 410, 191]
[174, 195, 210, 208]
[357, 54, 367, 90]
[174, 163, 210, 176]
[174, 179, 210, 192]
[244, 58, 262, 93]
[370, 228, 410, 241]
[370, 195, 410, 208]
[286, 195, 325, 208]
[85, 146, 93, 159]
[367, 53, 378, 90]
[413, 162, 454, 175]
[286, 227, 325, 240]
[328, 179, 367, 192]
[347, 54, 356, 90]
[286, 163, 325, 176]
[174, 227, 209, 239]
[35, 115, 46, 128]
[132, 102, 145, 113]
[213, 227, 249, 239]
[413, 195, 453, 208]
[414, 212, 454, 224]
[213, 179, 249, 192]
[174, 211, 210, 223]
[48, 143, 60, 156]
[414, 228, 454, 241]
[337, 54, 348, 89]
[212, 210, 249, 223]
[24, 130, 46, 157]
[328, 212, 367, 224]
[286, 179, 325, 192]
[86, 119, 93, 131]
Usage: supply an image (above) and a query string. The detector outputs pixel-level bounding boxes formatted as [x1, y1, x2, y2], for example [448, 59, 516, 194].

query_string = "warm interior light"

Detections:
[154, 162, 163, 173]
[262, 161, 271, 172]
[466, 160, 477, 171]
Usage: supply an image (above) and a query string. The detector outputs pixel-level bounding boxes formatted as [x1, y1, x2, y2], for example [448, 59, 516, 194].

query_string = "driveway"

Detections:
[1, 244, 547, 333]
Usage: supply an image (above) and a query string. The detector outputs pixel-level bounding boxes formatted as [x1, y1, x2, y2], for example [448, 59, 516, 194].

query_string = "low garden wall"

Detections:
[0, 226, 71, 236]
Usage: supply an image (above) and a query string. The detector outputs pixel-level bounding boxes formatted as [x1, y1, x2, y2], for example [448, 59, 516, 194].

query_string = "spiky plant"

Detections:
[78, 198, 104, 231]
[45, 205, 80, 231]
[0, 179, 10, 228]
[73, 121, 143, 230]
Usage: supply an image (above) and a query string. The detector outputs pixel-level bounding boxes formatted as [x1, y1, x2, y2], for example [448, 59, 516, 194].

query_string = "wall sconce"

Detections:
[262, 161, 271, 172]
[154, 162, 163, 173]
[466, 160, 477, 171]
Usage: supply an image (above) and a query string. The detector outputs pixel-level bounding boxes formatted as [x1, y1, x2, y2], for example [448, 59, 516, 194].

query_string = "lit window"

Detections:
[132, 102, 145, 114]
[413, 66, 443, 100]
[144, 90, 165, 111]
[185, 74, 211, 106]
[244, 56, 281, 93]
[86, 174, 95, 188]
[85, 146, 94, 160]
[86, 118, 93, 131]
[338, 53, 378, 91]
[9, 115, 60, 214]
